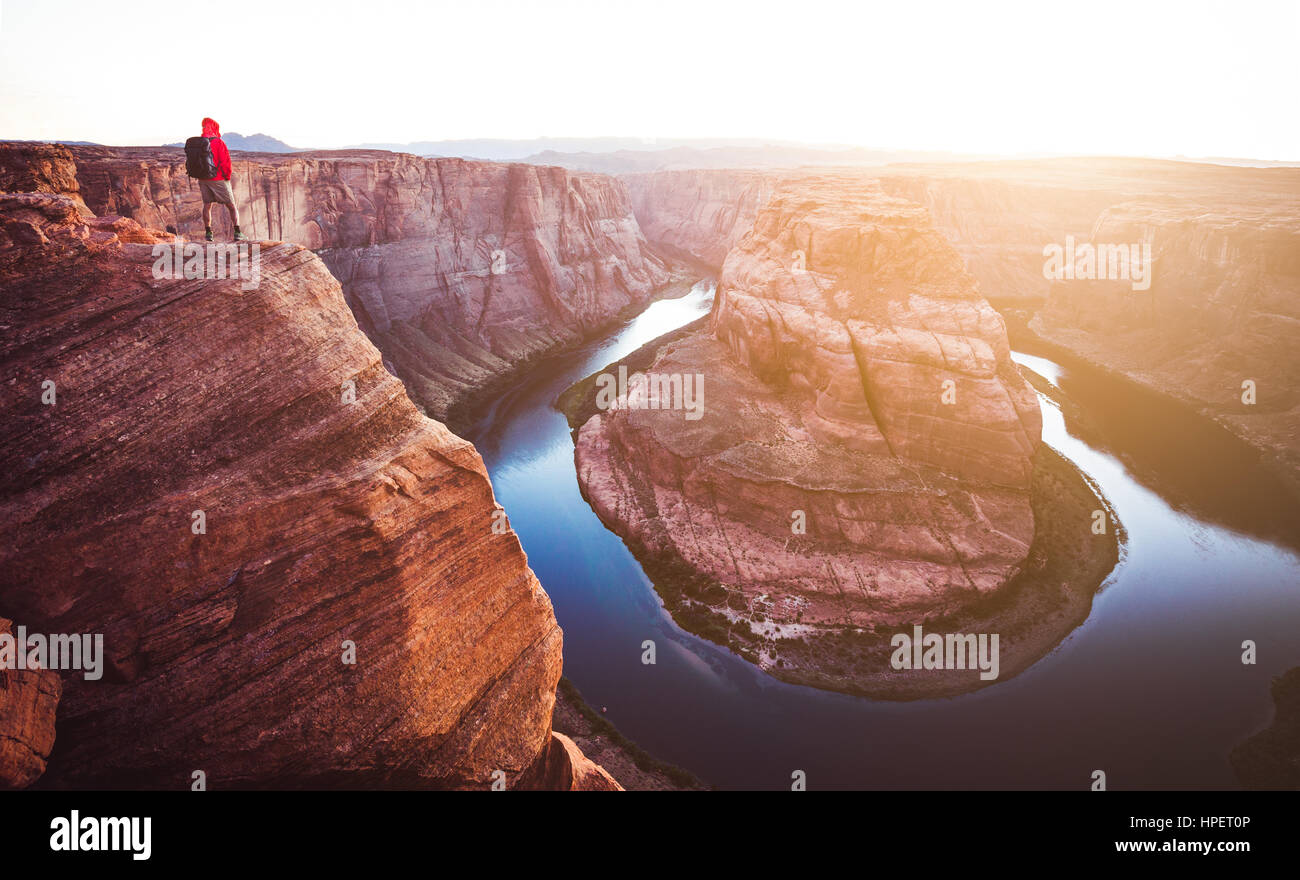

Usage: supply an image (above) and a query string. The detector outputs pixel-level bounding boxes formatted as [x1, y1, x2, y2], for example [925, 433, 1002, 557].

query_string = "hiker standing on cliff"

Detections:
[185, 118, 245, 242]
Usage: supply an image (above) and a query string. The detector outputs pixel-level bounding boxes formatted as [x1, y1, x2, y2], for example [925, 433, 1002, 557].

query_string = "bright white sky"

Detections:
[2, 0, 1297, 159]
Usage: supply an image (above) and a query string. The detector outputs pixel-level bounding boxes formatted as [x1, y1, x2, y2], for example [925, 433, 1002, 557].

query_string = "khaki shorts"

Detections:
[199, 178, 235, 206]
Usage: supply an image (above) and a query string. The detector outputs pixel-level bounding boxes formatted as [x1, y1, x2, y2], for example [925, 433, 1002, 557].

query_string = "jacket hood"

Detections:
[201, 118, 220, 137]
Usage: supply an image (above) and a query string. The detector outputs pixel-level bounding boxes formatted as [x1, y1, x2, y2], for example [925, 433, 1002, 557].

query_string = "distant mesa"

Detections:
[163, 132, 302, 153]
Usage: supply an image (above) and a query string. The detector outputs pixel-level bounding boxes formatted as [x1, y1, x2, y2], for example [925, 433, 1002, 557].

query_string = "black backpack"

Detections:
[184, 136, 218, 179]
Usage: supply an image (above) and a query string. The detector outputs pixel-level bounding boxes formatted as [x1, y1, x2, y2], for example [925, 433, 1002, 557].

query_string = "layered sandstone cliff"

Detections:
[875, 165, 1116, 303]
[0, 146, 607, 788]
[876, 159, 1300, 492]
[0, 618, 61, 789]
[1032, 200, 1300, 489]
[625, 169, 782, 268]
[56, 144, 672, 424]
[519, 730, 622, 791]
[576, 176, 1041, 628]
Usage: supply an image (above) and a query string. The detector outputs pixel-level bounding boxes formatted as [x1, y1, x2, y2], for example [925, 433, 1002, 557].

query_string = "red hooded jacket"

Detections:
[200, 117, 232, 181]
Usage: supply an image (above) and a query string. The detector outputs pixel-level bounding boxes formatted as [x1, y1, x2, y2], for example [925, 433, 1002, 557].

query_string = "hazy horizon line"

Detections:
[4, 133, 1298, 166]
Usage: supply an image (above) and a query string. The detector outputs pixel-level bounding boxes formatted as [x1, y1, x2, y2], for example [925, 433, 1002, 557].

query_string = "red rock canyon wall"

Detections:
[66, 145, 672, 423]
[0, 144, 610, 789]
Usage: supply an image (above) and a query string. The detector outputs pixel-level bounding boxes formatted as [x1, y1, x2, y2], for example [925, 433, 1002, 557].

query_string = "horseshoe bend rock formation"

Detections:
[54, 143, 672, 424]
[0, 155, 612, 789]
[576, 177, 1042, 627]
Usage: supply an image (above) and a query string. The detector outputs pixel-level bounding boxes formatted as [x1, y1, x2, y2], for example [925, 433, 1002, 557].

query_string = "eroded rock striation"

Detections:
[0, 617, 62, 789]
[0, 145, 607, 788]
[55, 144, 672, 424]
[577, 176, 1041, 628]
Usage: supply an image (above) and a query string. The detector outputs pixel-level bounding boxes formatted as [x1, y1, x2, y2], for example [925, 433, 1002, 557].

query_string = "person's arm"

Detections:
[213, 138, 232, 181]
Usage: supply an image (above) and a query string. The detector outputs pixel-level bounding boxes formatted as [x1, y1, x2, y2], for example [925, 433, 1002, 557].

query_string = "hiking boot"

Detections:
[204, 230, 214, 242]
[233, 231, 248, 242]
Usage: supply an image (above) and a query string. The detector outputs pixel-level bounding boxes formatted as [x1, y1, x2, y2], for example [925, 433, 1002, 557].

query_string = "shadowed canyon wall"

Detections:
[625, 169, 782, 268]
[0, 144, 615, 789]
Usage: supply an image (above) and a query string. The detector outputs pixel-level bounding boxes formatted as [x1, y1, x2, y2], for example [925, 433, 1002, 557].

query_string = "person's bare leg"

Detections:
[201, 201, 213, 229]
[224, 201, 240, 228]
